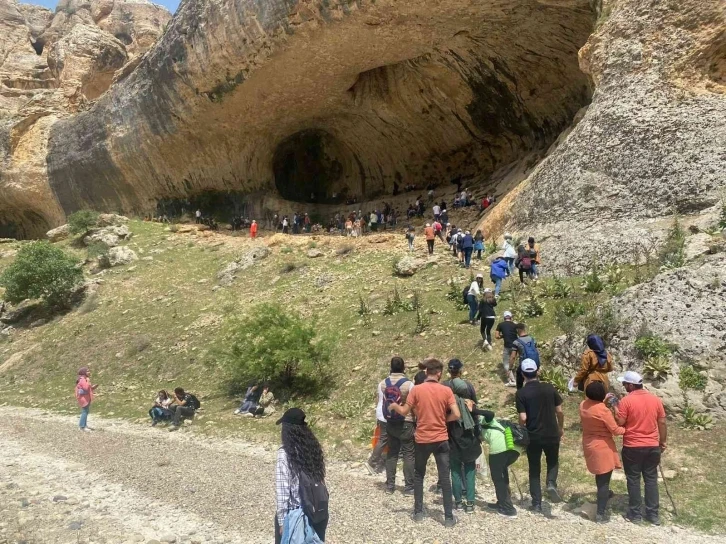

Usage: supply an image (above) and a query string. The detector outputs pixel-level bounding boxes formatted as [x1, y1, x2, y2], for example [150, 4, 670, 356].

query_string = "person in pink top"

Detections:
[75, 367, 98, 431]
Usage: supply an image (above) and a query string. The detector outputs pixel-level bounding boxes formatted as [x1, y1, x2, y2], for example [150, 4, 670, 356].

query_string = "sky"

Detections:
[19, 0, 180, 14]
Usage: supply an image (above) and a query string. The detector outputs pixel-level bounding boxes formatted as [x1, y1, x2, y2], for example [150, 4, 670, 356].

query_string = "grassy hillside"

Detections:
[0, 220, 723, 532]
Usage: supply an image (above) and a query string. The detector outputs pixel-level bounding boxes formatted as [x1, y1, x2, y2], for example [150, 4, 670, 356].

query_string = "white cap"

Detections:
[476, 273, 483, 279]
[483, 288, 492, 293]
[504, 232, 512, 239]
[503, 311, 513, 319]
[618, 371, 643, 385]
[521, 359, 538, 373]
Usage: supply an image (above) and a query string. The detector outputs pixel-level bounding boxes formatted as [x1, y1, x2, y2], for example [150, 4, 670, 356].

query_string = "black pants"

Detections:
[595, 471, 612, 515]
[386, 421, 415, 489]
[274, 514, 327, 543]
[172, 405, 195, 426]
[414, 441, 453, 519]
[480, 317, 495, 344]
[516, 365, 524, 389]
[622, 446, 660, 520]
[368, 420, 388, 469]
[526, 441, 560, 506]
[427, 239, 434, 254]
[489, 450, 519, 514]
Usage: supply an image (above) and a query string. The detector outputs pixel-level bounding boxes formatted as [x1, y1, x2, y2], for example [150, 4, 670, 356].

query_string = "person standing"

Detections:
[380, 357, 415, 494]
[580, 381, 625, 522]
[514, 244, 533, 284]
[250, 219, 258, 239]
[443, 359, 481, 514]
[424, 223, 436, 255]
[516, 359, 564, 513]
[433, 220, 445, 244]
[510, 323, 540, 390]
[575, 334, 614, 391]
[432, 203, 441, 222]
[502, 233, 517, 274]
[528, 237, 541, 279]
[275, 408, 328, 543]
[195, 209, 202, 224]
[282, 216, 289, 234]
[495, 311, 518, 386]
[476, 289, 497, 350]
[75, 367, 97, 431]
[467, 274, 483, 324]
[406, 226, 415, 252]
[489, 257, 509, 297]
[615, 371, 667, 525]
[366, 373, 390, 476]
[370, 211, 378, 232]
[462, 231, 474, 268]
[474, 230, 485, 260]
[480, 410, 522, 518]
[389, 359, 460, 527]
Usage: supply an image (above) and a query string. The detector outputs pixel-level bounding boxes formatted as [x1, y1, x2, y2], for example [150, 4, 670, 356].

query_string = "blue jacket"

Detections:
[462, 234, 474, 249]
[282, 508, 324, 544]
[490, 259, 509, 279]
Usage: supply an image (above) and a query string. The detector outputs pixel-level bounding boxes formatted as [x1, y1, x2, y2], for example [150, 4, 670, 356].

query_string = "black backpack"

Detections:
[462, 286, 470, 305]
[299, 471, 329, 525]
[188, 394, 201, 410]
[497, 419, 530, 448]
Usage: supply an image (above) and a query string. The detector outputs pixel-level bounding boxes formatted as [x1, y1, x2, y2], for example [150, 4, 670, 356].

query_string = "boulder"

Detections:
[0, 300, 44, 325]
[684, 233, 714, 262]
[47, 224, 71, 242]
[84, 224, 131, 247]
[100, 246, 138, 267]
[217, 246, 270, 286]
[307, 248, 324, 258]
[96, 213, 129, 227]
[393, 256, 427, 277]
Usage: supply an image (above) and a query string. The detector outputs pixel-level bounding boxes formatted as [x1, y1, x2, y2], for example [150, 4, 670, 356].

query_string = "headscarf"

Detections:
[586, 335, 609, 366]
[78, 367, 89, 377]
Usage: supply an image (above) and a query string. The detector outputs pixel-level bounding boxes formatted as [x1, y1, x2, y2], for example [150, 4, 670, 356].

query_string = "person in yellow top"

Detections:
[575, 335, 614, 391]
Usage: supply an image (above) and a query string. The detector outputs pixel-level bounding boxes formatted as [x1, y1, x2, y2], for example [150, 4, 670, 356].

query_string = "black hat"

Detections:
[276, 407, 307, 426]
[448, 358, 463, 372]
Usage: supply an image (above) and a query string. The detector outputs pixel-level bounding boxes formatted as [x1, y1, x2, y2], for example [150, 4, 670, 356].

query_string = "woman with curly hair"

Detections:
[275, 407, 328, 543]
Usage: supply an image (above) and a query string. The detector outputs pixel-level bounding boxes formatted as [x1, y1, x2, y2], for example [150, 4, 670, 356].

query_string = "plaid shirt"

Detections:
[275, 447, 300, 526]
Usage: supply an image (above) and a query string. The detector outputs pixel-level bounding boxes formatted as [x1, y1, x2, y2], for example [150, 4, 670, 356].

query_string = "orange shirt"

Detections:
[424, 227, 435, 240]
[617, 389, 665, 448]
[580, 399, 624, 474]
[406, 380, 456, 444]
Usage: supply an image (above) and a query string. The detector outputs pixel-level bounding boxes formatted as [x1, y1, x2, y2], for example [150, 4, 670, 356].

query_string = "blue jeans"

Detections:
[149, 406, 172, 421]
[238, 400, 257, 413]
[467, 294, 478, 322]
[491, 276, 503, 296]
[79, 405, 90, 429]
[531, 263, 538, 277]
[505, 257, 515, 275]
[464, 248, 473, 268]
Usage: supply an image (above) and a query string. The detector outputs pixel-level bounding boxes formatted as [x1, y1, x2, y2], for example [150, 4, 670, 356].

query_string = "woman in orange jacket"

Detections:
[575, 334, 613, 391]
[579, 381, 625, 521]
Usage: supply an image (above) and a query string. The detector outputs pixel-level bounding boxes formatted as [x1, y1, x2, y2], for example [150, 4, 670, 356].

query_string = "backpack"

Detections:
[299, 471, 329, 525]
[495, 419, 530, 449]
[520, 255, 532, 270]
[188, 394, 201, 410]
[517, 338, 540, 365]
[462, 286, 470, 305]
[382, 377, 409, 421]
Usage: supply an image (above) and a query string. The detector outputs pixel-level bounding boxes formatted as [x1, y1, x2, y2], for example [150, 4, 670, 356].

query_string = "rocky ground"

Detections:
[0, 407, 721, 544]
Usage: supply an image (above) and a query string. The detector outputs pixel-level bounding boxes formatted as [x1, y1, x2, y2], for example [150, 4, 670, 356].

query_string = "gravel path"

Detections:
[0, 407, 722, 544]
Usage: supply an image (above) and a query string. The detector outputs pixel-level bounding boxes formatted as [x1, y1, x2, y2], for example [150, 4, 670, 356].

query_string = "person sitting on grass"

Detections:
[169, 387, 198, 431]
[149, 389, 174, 426]
[253, 384, 276, 417]
[235, 382, 261, 416]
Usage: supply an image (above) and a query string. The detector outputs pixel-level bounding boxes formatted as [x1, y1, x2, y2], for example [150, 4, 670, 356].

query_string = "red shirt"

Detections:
[617, 389, 665, 447]
[406, 380, 456, 444]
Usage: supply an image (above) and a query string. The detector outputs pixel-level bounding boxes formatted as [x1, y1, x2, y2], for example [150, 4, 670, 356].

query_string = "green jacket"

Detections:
[480, 417, 524, 455]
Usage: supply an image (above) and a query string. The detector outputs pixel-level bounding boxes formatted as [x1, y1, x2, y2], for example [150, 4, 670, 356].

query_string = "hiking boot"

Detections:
[528, 504, 543, 515]
[498, 508, 518, 519]
[444, 517, 457, 528]
[645, 515, 661, 526]
[403, 486, 414, 496]
[485, 502, 500, 511]
[546, 485, 562, 503]
[464, 502, 475, 515]
[151, 420, 158, 427]
[623, 514, 642, 524]
[412, 512, 424, 523]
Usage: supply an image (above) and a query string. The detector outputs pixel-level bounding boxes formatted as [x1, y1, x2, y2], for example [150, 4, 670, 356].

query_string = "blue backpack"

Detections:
[518, 337, 540, 366]
[382, 377, 409, 421]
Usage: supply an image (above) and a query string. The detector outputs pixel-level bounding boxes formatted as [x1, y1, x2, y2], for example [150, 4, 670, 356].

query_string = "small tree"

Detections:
[0, 241, 83, 309]
[67, 209, 99, 237]
[224, 304, 332, 398]
[658, 216, 686, 270]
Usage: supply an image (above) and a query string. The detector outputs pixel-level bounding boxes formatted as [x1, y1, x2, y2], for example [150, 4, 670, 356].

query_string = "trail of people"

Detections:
[0, 407, 720, 544]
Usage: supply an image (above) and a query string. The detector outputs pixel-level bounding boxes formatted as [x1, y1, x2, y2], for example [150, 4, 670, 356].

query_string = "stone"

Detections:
[661, 469, 677, 480]
[159, 535, 177, 543]
[685, 233, 714, 262]
[393, 256, 427, 277]
[96, 213, 129, 227]
[68, 521, 84, 531]
[574, 502, 597, 521]
[307, 248, 324, 258]
[46, 224, 71, 242]
[29, 318, 48, 328]
[100, 246, 138, 267]
[52, 494, 68, 502]
[84, 224, 131, 247]
[0, 300, 44, 325]
[218, 246, 270, 286]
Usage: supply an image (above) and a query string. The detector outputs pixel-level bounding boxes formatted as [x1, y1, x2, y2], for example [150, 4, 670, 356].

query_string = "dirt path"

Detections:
[0, 407, 721, 544]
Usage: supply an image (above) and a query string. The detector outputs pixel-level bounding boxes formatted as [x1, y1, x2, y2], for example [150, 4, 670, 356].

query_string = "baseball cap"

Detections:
[520, 359, 538, 373]
[476, 273, 483, 279]
[483, 288, 492, 293]
[448, 359, 463, 372]
[276, 407, 307, 426]
[618, 371, 643, 385]
[503, 311, 513, 319]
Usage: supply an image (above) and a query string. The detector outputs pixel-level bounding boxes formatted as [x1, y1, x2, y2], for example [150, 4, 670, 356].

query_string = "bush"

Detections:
[67, 209, 99, 236]
[719, 199, 726, 230]
[414, 306, 431, 334]
[358, 295, 372, 327]
[643, 356, 671, 380]
[658, 216, 686, 269]
[682, 400, 713, 430]
[679, 365, 707, 391]
[86, 241, 109, 260]
[552, 276, 573, 299]
[634, 328, 675, 360]
[224, 304, 332, 398]
[539, 366, 569, 395]
[580, 303, 621, 343]
[514, 292, 544, 318]
[582, 262, 605, 293]
[0, 241, 83, 309]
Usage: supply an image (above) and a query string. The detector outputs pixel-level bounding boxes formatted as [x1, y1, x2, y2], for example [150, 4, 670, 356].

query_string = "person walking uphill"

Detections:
[424, 223, 435, 255]
[575, 335, 614, 391]
[502, 233, 517, 274]
[389, 358, 461, 527]
[461, 231, 474, 268]
[580, 381, 625, 522]
[479, 410, 523, 518]
[75, 367, 98, 431]
[511, 323, 540, 390]
[489, 257, 509, 297]
[615, 371, 667, 525]
[495, 311, 518, 386]
[275, 408, 328, 543]
[516, 360, 564, 513]
[476, 289, 497, 351]
[443, 359, 481, 514]
[380, 357, 415, 494]
[467, 274, 483, 324]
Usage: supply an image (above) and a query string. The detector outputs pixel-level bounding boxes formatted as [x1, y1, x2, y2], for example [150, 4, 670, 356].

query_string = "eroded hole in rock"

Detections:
[114, 33, 133, 46]
[30, 39, 44, 55]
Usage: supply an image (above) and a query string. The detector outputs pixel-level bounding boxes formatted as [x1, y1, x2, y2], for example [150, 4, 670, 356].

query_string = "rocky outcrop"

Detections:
[217, 246, 270, 286]
[100, 245, 138, 267]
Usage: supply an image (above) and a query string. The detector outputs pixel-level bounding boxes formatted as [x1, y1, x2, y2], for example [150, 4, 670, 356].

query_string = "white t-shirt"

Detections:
[375, 385, 385, 422]
[433, 205, 441, 215]
[469, 280, 481, 297]
[195, 210, 201, 217]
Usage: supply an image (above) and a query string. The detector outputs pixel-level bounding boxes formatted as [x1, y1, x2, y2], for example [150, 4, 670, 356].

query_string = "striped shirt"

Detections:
[275, 447, 300, 526]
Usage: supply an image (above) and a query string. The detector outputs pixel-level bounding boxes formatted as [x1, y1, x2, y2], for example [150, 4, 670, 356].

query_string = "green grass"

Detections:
[0, 221, 724, 531]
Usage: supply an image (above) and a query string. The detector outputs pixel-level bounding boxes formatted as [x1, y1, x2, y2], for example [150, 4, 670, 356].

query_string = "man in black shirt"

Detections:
[515, 360, 564, 512]
[495, 311, 518, 387]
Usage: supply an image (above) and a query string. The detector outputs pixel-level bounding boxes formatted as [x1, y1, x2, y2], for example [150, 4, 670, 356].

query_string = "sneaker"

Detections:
[444, 517, 457, 528]
[385, 486, 395, 495]
[365, 462, 377, 476]
[403, 487, 414, 496]
[595, 513, 609, 524]
[645, 516, 661, 526]
[505, 381, 517, 388]
[168, 425, 180, 432]
[454, 501, 464, 511]
[528, 504, 543, 515]
[233, 409, 241, 415]
[547, 485, 562, 503]
[412, 512, 424, 523]
[464, 503, 475, 515]
[498, 508, 518, 519]
[151, 421, 158, 427]
[486, 502, 500, 511]
[241, 412, 253, 417]
[623, 514, 642, 524]
[80, 427, 92, 432]
[486, 342, 493, 351]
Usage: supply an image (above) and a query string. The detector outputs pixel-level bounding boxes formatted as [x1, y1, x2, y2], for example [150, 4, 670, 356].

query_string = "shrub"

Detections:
[539, 366, 569, 395]
[719, 199, 726, 230]
[514, 292, 544, 318]
[383, 285, 414, 315]
[552, 276, 573, 299]
[281, 247, 293, 254]
[679, 365, 707, 391]
[67, 209, 99, 236]
[643, 356, 671, 380]
[486, 239, 498, 257]
[682, 400, 713, 430]
[224, 304, 332, 398]
[414, 306, 431, 334]
[358, 294, 372, 327]
[86, 241, 109, 260]
[580, 303, 621, 343]
[658, 216, 686, 269]
[0, 241, 83, 309]
[560, 300, 586, 318]
[634, 329, 675, 360]
[582, 262, 605, 293]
